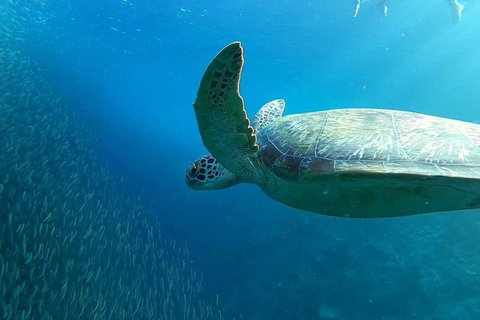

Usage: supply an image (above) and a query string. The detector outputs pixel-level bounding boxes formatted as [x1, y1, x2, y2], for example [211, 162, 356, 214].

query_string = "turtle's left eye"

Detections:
[190, 164, 197, 175]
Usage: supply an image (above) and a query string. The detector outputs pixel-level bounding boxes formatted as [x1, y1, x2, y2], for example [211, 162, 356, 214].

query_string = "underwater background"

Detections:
[1, 0, 480, 319]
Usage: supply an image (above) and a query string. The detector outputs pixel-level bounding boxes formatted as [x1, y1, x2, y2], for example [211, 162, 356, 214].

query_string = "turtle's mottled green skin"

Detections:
[186, 42, 480, 218]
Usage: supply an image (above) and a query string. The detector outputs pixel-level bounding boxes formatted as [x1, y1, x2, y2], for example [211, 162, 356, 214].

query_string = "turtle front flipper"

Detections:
[193, 42, 258, 178]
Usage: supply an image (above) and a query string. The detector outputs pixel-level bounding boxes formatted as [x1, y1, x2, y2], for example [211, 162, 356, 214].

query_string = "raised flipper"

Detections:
[192, 42, 258, 178]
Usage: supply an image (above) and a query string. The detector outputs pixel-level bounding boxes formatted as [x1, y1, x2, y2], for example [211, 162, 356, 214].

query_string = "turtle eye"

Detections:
[190, 164, 197, 175]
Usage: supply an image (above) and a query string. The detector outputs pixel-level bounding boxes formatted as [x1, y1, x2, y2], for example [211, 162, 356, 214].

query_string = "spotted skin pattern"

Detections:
[185, 154, 239, 190]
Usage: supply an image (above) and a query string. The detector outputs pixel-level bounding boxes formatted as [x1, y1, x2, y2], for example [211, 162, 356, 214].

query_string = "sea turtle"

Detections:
[186, 42, 480, 218]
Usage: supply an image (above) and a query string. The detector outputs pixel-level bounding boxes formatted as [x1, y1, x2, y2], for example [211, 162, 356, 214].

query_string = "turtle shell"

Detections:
[257, 109, 480, 182]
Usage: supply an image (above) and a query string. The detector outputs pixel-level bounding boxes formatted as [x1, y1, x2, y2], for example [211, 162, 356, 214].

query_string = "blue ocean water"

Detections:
[2, 0, 480, 319]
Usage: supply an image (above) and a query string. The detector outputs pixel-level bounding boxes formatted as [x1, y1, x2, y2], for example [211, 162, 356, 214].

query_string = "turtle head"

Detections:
[186, 154, 240, 190]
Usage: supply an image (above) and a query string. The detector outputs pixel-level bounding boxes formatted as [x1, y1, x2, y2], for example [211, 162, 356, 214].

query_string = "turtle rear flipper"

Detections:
[252, 99, 285, 134]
